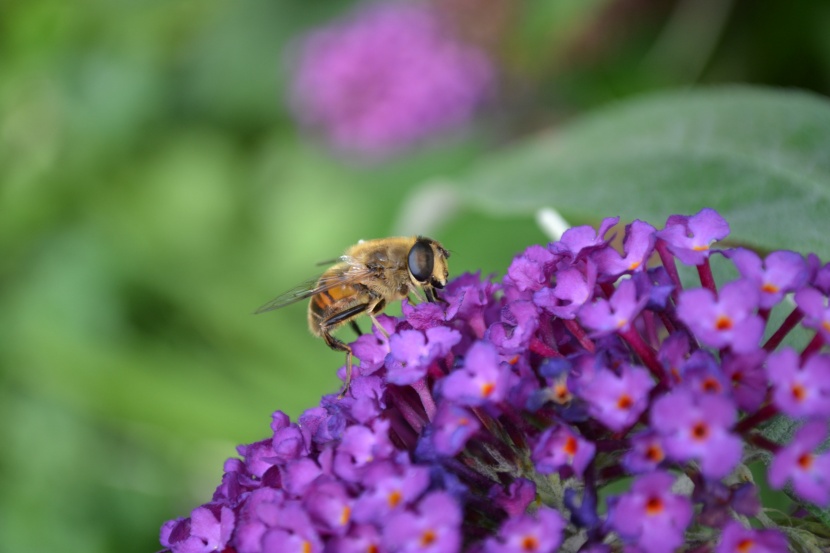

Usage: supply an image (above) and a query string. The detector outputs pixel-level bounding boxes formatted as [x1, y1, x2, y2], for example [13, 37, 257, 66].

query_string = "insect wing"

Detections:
[254, 276, 323, 313]
[254, 264, 374, 314]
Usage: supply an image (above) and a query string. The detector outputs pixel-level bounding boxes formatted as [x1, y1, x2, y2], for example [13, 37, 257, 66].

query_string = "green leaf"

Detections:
[461, 86, 830, 258]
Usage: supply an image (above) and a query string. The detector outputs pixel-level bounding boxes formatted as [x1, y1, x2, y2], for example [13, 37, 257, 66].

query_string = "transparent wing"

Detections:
[254, 263, 373, 314]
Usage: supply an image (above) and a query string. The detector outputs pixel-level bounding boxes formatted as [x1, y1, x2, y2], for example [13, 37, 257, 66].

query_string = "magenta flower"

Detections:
[577, 363, 654, 431]
[716, 521, 788, 553]
[766, 348, 830, 418]
[769, 420, 830, 506]
[160, 209, 830, 552]
[386, 327, 461, 385]
[677, 279, 765, 353]
[593, 219, 656, 278]
[578, 277, 649, 335]
[482, 507, 565, 553]
[607, 472, 693, 553]
[531, 424, 596, 477]
[656, 207, 730, 265]
[651, 388, 743, 478]
[440, 340, 511, 406]
[382, 491, 461, 553]
[289, 3, 494, 159]
[729, 248, 808, 309]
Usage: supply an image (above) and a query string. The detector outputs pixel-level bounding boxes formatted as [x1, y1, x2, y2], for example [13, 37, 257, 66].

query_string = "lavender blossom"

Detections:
[289, 2, 494, 159]
[160, 208, 830, 552]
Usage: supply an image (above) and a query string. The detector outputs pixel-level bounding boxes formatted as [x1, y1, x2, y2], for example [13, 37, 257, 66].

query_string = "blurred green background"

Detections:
[2, 1, 830, 551]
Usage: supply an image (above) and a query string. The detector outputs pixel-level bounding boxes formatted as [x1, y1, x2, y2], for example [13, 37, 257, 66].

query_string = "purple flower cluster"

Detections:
[161, 208, 830, 553]
[289, 2, 494, 159]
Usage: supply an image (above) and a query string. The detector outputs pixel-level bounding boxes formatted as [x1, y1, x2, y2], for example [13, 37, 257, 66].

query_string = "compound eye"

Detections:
[408, 240, 434, 283]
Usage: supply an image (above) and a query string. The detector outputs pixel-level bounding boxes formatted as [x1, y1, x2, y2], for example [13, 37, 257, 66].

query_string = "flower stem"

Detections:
[763, 307, 803, 351]
[735, 403, 778, 434]
[619, 326, 667, 387]
[696, 259, 717, 297]
[563, 319, 595, 352]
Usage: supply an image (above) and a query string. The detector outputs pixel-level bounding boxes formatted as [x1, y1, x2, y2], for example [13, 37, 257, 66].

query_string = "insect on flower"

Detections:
[256, 236, 450, 397]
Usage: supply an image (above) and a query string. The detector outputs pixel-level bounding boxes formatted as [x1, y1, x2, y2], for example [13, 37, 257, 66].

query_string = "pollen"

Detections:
[691, 421, 710, 441]
[702, 377, 722, 393]
[645, 496, 664, 515]
[791, 383, 806, 403]
[823, 320, 830, 334]
[563, 435, 578, 456]
[368, 545, 379, 553]
[797, 452, 814, 470]
[761, 282, 780, 294]
[303, 540, 313, 553]
[736, 538, 755, 553]
[481, 382, 496, 398]
[420, 529, 437, 546]
[521, 535, 540, 551]
[692, 244, 710, 252]
[617, 394, 633, 410]
[553, 382, 572, 404]
[645, 444, 665, 463]
[628, 260, 641, 271]
[715, 314, 733, 331]
[339, 505, 351, 526]
[388, 489, 403, 508]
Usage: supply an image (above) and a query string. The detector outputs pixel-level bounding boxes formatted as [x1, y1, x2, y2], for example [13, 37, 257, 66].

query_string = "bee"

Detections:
[256, 236, 450, 397]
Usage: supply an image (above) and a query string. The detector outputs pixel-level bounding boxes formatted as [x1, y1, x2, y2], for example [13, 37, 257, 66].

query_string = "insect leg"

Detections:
[320, 302, 371, 398]
[367, 299, 389, 338]
[350, 320, 363, 336]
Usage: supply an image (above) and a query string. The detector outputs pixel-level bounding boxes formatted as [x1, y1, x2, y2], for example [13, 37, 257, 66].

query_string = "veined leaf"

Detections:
[461, 86, 830, 258]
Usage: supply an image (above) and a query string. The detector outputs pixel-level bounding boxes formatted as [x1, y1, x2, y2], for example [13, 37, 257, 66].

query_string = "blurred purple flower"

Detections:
[656, 207, 729, 265]
[482, 507, 564, 553]
[716, 520, 788, 553]
[766, 348, 830, 418]
[768, 420, 830, 506]
[160, 208, 830, 552]
[651, 388, 743, 479]
[289, 2, 494, 159]
[607, 472, 693, 553]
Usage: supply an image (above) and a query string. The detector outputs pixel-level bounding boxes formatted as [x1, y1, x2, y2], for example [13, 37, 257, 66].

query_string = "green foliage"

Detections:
[460, 86, 830, 258]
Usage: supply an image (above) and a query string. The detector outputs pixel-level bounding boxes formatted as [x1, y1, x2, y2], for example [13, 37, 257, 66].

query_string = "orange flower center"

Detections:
[563, 436, 578, 456]
[791, 383, 806, 402]
[521, 535, 540, 551]
[798, 453, 814, 470]
[691, 422, 709, 441]
[339, 506, 351, 526]
[420, 530, 437, 546]
[761, 282, 779, 293]
[645, 496, 664, 515]
[481, 382, 496, 398]
[645, 444, 665, 463]
[715, 314, 733, 331]
[736, 538, 755, 553]
[554, 383, 571, 403]
[702, 377, 722, 393]
[617, 394, 633, 410]
[388, 490, 403, 508]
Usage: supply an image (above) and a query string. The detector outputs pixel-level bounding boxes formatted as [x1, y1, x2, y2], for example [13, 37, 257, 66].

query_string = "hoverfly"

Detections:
[256, 236, 450, 396]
